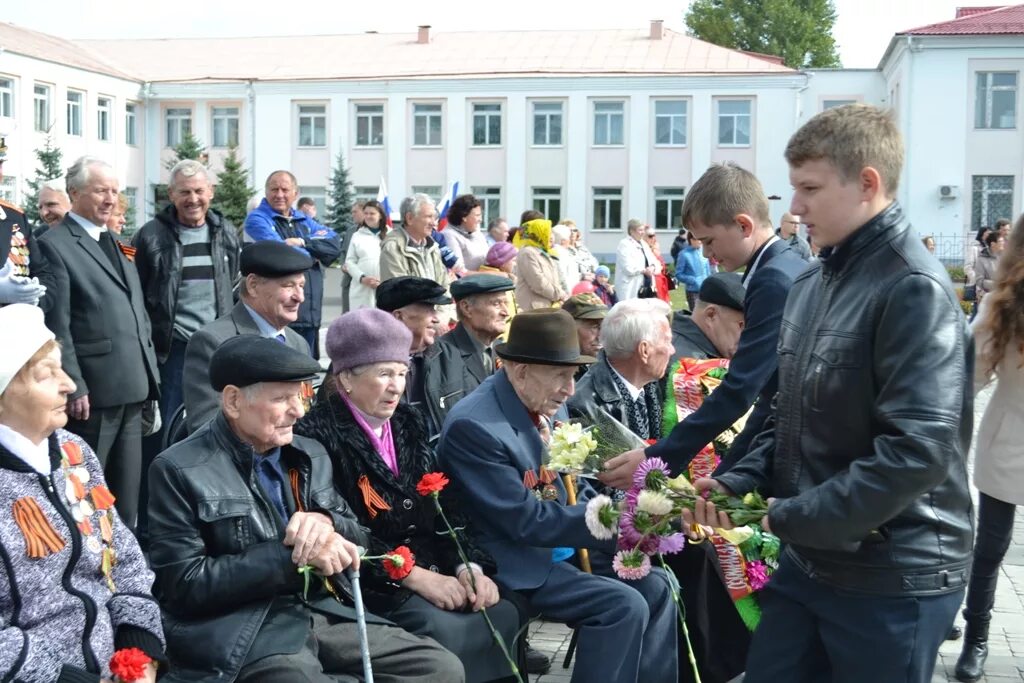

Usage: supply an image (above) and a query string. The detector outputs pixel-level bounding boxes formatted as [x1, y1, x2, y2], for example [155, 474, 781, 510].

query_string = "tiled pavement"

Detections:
[527, 387, 1024, 683]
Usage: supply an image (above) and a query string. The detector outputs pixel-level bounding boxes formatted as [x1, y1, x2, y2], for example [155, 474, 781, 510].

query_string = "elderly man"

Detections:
[37, 156, 159, 525]
[439, 309, 678, 683]
[486, 217, 509, 246]
[422, 273, 514, 435]
[380, 193, 450, 289]
[561, 293, 608, 380]
[183, 241, 311, 433]
[148, 335, 463, 682]
[245, 170, 340, 358]
[777, 212, 812, 261]
[1, 138, 49, 309]
[34, 179, 71, 237]
[671, 272, 746, 364]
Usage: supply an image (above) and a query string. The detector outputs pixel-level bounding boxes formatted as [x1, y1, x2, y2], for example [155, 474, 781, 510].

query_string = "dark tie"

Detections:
[98, 231, 125, 280]
[256, 458, 289, 523]
[275, 333, 287, 344]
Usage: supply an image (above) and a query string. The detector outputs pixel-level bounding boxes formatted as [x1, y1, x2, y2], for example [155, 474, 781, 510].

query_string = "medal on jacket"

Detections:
[8, 224, 30, 277]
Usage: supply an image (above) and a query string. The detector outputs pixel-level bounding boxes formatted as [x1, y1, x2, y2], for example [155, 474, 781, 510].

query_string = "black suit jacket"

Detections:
[421, 322, 491, 437]
[37, 216, 158, 407]
[0, 200, 53, 312]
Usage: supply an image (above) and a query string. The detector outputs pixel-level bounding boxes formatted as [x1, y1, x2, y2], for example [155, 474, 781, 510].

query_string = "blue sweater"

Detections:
[675, 245, 711, 292]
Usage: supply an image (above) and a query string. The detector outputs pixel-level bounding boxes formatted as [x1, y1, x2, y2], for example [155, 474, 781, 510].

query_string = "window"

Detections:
[654, 188, 686, 230]
[355, 104, 384, 147]
[717, 99, 752, 146]
[411, 185, 441, 201]
[0, 176, 16, 205]
[124, 187, 138, 231]
[0, 78, 12, 118]
[971, 175, 1014, 232]
[654, 100, 687, 146]
[472, 103, 501, 146]
[125, 103, 138, 145]
[212, 106, 240, 147]
[822, 99, 856, 110]
[298, 186, 327, 218]
[592, 187, 623, 230]
[298, 104, 327, 147]
[532, 101, 563, 146]
[593, 101, 624, 146]
[97, 97, 112, 141]
[975, 72, 1017, 129]
[66, 90, 83, 136]
[33, 84, 51, 132]
[471, 186, 501, 226]
[531, 187, 562, 224]
[412, 103, 442, 146]
[354, 186, 380, 203]
[165, 107, 192, 147]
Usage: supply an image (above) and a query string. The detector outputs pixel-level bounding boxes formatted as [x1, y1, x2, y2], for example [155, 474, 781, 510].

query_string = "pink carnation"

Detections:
[746, 560, 770, 592]
[612, 550, 652, 580]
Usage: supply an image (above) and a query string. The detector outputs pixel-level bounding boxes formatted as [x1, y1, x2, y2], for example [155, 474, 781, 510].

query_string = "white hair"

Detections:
[552, 224, 572, 244]
[400, 193, 434, 223]
[600, 298, 672, 359]
[169, 159, 210, 190]
[66, 156, 114, 194]
[40, 179, 69, 197]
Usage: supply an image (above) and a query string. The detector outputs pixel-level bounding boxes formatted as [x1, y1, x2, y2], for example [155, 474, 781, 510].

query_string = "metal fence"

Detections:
[927, 233, 976, 270]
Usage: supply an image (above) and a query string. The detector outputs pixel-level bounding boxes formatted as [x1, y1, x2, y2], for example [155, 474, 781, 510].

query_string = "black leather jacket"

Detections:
[133, 205, 240, 362]
[147, 412, 377, 681]
[718, 203, 974, 596]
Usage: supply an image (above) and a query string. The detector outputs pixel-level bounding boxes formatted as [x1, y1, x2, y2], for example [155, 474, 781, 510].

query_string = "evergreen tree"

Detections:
[22, 136, 64, 225]
[212, 145, 254, 230]
[685, 0, 841, 69]
[153, 131, 209, 214]
[324, 151, 356, 232]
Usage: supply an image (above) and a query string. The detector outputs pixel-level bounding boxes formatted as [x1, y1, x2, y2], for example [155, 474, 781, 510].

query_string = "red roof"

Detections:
[956, 6, 1004, 18]
[900, 4, 1024, 35]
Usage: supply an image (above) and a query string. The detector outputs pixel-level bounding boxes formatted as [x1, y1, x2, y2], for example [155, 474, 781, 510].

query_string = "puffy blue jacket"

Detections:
[675, 245, 711, 292]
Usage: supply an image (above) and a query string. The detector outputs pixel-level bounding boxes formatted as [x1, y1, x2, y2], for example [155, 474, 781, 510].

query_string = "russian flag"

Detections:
[436, 181, 459, 231]
[376, 176, 394, 228]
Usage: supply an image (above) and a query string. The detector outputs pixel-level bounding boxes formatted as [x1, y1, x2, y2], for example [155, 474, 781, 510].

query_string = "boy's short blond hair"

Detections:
[680, 162, 771, 230]
[785, 104, 903, 196]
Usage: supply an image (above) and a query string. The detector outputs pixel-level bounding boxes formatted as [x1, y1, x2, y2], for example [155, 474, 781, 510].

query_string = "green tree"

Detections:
[324, 151, 356, 232]
[212, 145, 255, 230]
[22, 135, 64, 225]
[685, 0, 841, 69]
[153, 131, 208, 214]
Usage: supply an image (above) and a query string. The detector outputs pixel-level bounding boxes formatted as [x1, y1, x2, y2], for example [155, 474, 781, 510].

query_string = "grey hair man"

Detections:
[380, 193, 450, 289]
[37, 156, 160, 526]
[34, 179, 71, 235]
[777, 212, 812, 261]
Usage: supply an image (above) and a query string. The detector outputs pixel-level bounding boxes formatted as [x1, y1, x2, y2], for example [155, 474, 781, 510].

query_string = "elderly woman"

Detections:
[444, 195, 490, 272]
[0, 304, 164, 682]
[105, 192, 129, 242]
[345, 199, 388, 310]
[615, 218, 660, 300]
[513, 216, 566, 310]
[296, 308, 522, 683]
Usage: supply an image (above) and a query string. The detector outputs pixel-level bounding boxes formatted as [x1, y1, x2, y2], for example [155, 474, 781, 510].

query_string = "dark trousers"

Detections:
[137, 338, 189, 545]
[236, 612, 464, 683]
[66, 402, 144, 528]
[292, 324, 320, 359]
[685, 290, 698, 312]
[744, 550, 963, 683]
[964, 492, 1018, 622]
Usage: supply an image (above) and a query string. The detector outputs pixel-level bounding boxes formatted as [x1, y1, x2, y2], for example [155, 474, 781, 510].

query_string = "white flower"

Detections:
[548, 423, 598, 472]
[635, 490, 674, 516]
[585, 495, 616, 540]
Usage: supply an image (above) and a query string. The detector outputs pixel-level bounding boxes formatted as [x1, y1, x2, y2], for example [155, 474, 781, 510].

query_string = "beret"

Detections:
[698, 272, 745, 312]
[375, 276, 452, 312]
[326, 308, 413, 371]
[485, 241, 518, 267]
[561, 293, 608, 320]
[209, 335, 321, 391]
[240, 241, 314, 277]
[450, 273, 515, 300]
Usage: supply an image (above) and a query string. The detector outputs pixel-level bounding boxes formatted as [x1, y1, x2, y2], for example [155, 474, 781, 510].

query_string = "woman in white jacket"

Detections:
[614, 218, 659, 300]
[345, 200, 387, 310]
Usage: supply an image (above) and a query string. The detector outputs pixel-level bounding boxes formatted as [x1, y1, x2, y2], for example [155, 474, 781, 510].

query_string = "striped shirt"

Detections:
[173, 223, 217, 341]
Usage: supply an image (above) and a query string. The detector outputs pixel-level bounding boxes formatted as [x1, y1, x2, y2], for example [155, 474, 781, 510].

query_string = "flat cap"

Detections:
[240, 241, 314, 277]
[450, 273, 515, 300]
[375, 276, 452, 312]
[698, 272, 745, 312]
[561, 292, 608, 320]
[209, 335, 321, 391]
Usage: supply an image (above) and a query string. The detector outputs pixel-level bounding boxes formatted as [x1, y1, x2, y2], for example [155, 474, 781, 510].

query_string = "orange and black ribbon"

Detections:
[357, 475, 391, 519]
[12, 497, 66, 559]
[116, 242, 136, 262]
[289, 469, 306, 513]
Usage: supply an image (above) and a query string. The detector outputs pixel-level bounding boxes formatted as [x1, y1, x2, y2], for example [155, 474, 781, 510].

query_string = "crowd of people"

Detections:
[0, 100, 1020, 683]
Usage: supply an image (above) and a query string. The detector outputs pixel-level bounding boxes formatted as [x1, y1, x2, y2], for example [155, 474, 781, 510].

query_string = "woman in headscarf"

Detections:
[0, 304, 165, 683]
[296, 308, 523, 683]
[512, 212, 566, 310]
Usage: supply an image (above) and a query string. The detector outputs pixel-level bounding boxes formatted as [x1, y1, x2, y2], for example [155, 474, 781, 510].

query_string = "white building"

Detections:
[2, 7, 1023, 258]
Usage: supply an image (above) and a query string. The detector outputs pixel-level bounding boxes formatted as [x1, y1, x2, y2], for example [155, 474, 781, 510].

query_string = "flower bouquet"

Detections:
[545, 412, 649, 478]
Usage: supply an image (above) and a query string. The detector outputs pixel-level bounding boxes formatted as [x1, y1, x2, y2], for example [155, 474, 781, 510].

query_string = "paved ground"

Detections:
[321, 268, 1023, 682]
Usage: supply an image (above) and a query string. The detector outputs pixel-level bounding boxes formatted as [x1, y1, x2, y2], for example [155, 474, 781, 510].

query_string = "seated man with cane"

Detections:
[147, 334, 463, 682]
[438, 309, 678, 683]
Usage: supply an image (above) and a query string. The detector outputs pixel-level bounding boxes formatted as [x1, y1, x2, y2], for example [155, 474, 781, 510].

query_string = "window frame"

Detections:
[354, 103, 385, 148]
[298, 185, 328, 218]
[165, 106, 192, 147]
[211, 105, 240, 148]
[471, 186, 502, 226]
[715, 98, 753, 148]
[971, 175, 1015, 232]
[532, 100, 564, 147]
[0, 77, 13, 119]
[592, 100, 625, 147]
[33, 83, 51, 133]
[653, 99, 687, 147]
[66, 89, 84, 137]
[531, 187, 562, 224]
[297, 103, 328, 148]
[412, 103, 443, 147]
[471, 102, 502, 147]
[591, 186, 624, 231]
[975, 71, 1018, 130]
[125, 102, 138, 146]
[653, 187, 686, 231]
[354, 186, 380, 203]
[97, 96, 112, 142]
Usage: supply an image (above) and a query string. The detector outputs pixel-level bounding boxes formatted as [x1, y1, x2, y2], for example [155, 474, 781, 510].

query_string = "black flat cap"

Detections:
[375, 276, 452, 312]
[240, 241, 314, 277]
[450, 273, 515, 300]
[209, 335, 321, 391]
[698, 272, 745, 312]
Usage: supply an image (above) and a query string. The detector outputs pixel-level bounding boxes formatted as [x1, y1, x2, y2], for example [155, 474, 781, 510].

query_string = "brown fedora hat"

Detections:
[494, 309, 596, 366]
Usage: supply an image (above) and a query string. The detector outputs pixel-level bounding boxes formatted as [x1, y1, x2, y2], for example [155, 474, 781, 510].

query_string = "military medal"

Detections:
[7, 224, 30, 277]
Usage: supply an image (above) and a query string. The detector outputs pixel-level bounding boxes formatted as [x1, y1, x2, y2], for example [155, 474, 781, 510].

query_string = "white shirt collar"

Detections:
[741, 235, 781, 289]
[609, 363, 644, 401]
[242, 302, 288, 339]
[68, 211, 108, 242]
[0, 424, 52, 475]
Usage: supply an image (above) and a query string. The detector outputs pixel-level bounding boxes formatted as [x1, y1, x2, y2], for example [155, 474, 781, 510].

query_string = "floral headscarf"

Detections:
[514, 219, 553, 253]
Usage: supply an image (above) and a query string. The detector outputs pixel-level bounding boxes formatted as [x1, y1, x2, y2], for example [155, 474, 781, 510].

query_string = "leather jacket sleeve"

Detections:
[768, 273, 970, 552]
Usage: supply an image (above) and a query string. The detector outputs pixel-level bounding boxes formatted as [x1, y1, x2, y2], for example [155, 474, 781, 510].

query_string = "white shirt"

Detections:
[741, 235, 781, 289]
[610, 364, 644, 401]
[68, 211, 108, 242]
[0, 424, 52, 475]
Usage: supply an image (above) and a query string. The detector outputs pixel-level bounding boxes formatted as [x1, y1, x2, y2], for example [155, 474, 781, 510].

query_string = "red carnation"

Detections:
[416, 472, 450, 497]
[110, 647, 152, 681]
[382, 545, 415, 581]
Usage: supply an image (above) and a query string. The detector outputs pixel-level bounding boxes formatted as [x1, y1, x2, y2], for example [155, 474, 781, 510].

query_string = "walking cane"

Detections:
[345, 566, 374, 683]
[560, 472, 588, 669]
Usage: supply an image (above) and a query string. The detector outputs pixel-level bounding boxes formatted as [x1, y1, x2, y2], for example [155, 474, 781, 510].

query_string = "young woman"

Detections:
[345, 199, 388, 310]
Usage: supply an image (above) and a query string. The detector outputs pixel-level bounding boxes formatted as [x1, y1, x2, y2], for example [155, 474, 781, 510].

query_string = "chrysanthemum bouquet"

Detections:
[546, 413, 649, 476]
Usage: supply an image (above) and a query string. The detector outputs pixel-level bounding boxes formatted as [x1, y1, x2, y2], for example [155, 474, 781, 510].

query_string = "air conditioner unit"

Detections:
[939, 185, 960, 200]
